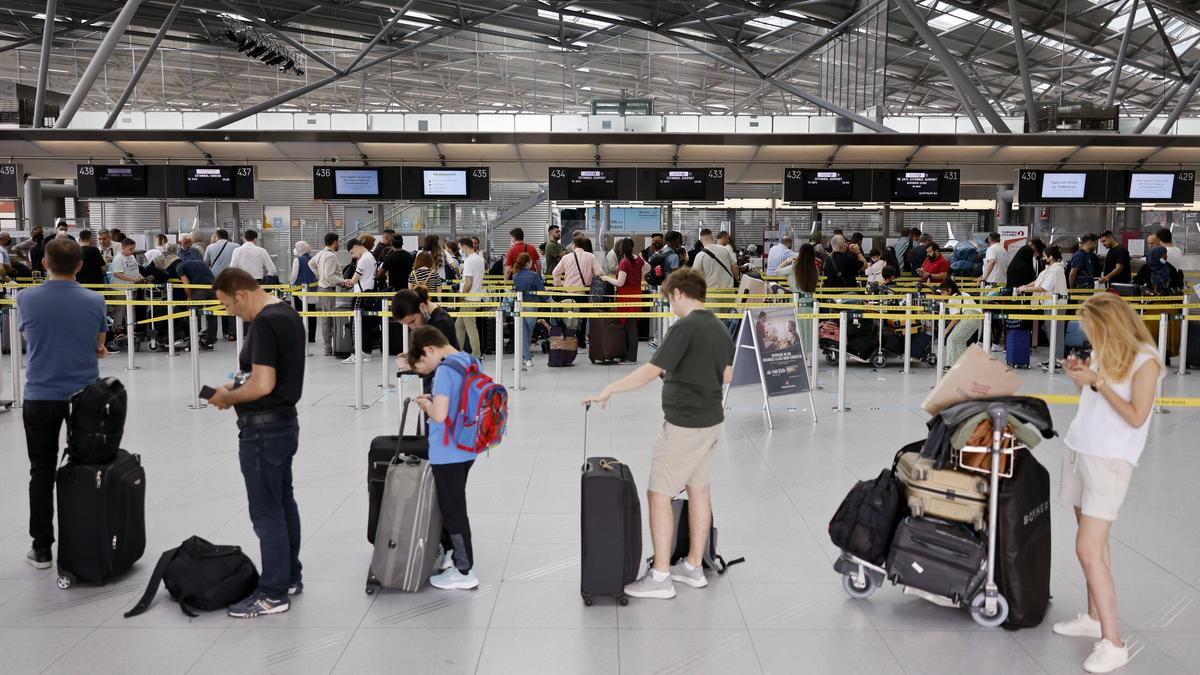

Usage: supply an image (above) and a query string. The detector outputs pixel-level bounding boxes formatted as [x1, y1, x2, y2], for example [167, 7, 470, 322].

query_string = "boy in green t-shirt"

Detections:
[583, 268, 734, 599]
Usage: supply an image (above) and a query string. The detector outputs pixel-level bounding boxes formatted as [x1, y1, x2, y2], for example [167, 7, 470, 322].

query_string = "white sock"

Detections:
[650, 568, 669, 582]
[684, 561, 699, 572]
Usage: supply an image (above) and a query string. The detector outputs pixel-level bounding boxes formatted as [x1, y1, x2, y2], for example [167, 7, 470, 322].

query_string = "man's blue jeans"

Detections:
[238, 418, 302, 600]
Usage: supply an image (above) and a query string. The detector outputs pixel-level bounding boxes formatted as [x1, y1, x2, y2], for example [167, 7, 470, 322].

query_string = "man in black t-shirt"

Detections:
[380, 235, 414, 290]
[208, 268, 306, 619]
[75, 230, 107, 285]
[1098, 231, 1132, 285]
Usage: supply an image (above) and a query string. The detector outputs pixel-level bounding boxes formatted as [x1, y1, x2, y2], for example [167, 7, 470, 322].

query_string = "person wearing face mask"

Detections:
[1018, 245, 1069, 366]
[388, 286, 460, 394]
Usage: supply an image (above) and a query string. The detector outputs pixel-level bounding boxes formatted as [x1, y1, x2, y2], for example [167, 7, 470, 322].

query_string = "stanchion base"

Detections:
[125, 366, 142, 371]
[1154, 408, 1171, 415]
[377, 384, 396, 390]
[0, 400, 13, 411]
[833, 406, 852, 412]
[187, 403, 207, 410]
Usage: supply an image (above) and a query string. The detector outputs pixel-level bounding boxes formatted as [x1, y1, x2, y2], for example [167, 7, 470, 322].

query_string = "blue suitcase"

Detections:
[1006, 326, 1031, 368]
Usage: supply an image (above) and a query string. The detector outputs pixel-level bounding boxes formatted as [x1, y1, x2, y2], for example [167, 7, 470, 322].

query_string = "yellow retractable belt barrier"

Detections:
[1035, 393, 1200, 407]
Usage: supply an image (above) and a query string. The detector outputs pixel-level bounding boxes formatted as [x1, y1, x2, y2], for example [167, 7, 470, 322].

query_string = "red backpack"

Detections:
[439, 357, 508, 454]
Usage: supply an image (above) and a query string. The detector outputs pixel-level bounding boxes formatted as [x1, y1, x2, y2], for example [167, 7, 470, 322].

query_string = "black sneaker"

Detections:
[288, 581, 304, 596]
[227, 592, 289, 618]
[26, 548, 52, 569]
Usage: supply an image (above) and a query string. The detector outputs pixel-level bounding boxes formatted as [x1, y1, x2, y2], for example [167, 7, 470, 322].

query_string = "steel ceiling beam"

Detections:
[1106, 0, 1139, 107]
[199, 5, 517, 129]
[1134, 60, 1200, 132]
[893, 0, 1011, 132]
[104, 0, 184, 129]
[219, 0, 340, 74]
[54, 0, 145, 129]
[1007, 0, 1040, 132]
[344, 0, 417, 73]
[1143, 0, 1185, 79]
[0, 8, 120, 54]
[1158, 67, 1200, 133]
[765, 0, 884, 79]
[31, 0, 56, 128]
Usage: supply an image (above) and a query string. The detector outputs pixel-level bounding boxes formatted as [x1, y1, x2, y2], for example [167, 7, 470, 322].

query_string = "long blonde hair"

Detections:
[1079, 293, 1156, 382]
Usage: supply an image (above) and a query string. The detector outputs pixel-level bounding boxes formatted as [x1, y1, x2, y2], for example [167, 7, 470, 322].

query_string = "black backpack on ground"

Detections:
[665, 496, 745, 574]
[66, 378, 127, 464]
[829, 447, 908, 565]
[124, 536, 259, 618]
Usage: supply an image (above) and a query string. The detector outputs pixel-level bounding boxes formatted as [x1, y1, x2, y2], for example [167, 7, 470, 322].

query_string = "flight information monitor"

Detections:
[566, 169, 619, 200]
[788, 170, 855, 201]
[1041, 172, 1087, 199]
[1016, 169, 1109, 203]
[1125, 170, 1195, 203]
[421, 169, 468, 197]
[639, 167, 724, 201]
[184, 167, 234, 197]
[334, 169, 380, 197]
[93, 165, 148, 197]
[891, 169, 960, 202]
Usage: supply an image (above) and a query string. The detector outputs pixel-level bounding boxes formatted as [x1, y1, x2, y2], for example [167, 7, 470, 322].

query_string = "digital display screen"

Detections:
[334, 169, 380, 196]
[1128, 173, 1176, 200]
[1041, 172, 1087, 199]
[567, 169, 618, 200]
[655, 169, 706, 200]
[0, 164, 16, 199]
[422, 169, 468, 197]
[95, 165, 148, 197]
[802, 170, 854, 200]
[893, 171, 942, 201]
[184, 167, 235, 197]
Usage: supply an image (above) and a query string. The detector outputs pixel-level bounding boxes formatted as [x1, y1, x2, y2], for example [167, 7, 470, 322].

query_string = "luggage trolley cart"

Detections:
[833, 402, 1012, 627]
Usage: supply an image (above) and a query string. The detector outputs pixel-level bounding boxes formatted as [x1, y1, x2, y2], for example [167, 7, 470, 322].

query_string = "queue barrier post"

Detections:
[513, 299, 524, 391]
[1047, 295, 1059, 376]
[903, 293, 912, 375]
[982, 307, 993, 353]
[1179, 307, 1190, 376]
[8, 302, 21, 408]
[124, 289, 139, 372]
[353, 308, 366, 410]
[379, 311, 393, 391]
[234, 316, 245, 369]
[494, 307, 504, 383]
[166, 283, 176, 357]
[1156, 313, 1168, 414]
[810, 300, 820, 390]
[935, 301, 946, 387]
[835, 310, 849, 412]
[188, 309, 205, 410]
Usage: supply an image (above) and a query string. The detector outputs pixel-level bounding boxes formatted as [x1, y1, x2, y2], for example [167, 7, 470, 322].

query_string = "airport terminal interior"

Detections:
[3, 1, 1200, 673]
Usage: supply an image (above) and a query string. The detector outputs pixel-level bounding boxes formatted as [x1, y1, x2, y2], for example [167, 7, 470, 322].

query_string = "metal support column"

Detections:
[8, 303, 22, 408]
[1007, 0, 1039, 132]
[55, 0, 145, 129]
[124, 289, 139, 371]
[894, 0, 1012, 132]
[379, 313, 393, 390]
[513, 299, 524, 391]
[903, 293, 913, 375]
[810, 299, 821, 390]
[104, 0, 184, 129]
[494, 307, 504, 382]
[166, 282, 176, 357]
[32, 0, 57, 128]
[935, 302, 946, 386]
[1159, 68, 1200, 134]
[1107, 0, 1139, 107]
[1155, 314, 1168, 413]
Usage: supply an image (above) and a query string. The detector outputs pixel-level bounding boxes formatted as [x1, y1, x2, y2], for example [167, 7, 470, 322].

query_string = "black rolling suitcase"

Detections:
[886, 517, 986, 605]
[55, 449, 146, 588]
[580, 405, 642, 606]
[588, 317, 626, 364]
[995, 448, 1051, 628]
[367, 398, 429, 543]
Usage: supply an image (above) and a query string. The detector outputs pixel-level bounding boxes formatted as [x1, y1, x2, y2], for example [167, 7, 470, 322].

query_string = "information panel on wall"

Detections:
[891, 169, 960, 202]
[1016, 169, 1194, 204]
[312, 166, 489, 201]
[0, 163, 17, 199]
[78, 164, 256, 200]
[783, 168, 954, 203]
[636, 167, 725, 201]
[167, 165, 255, 199]
[1124, 170, 1195, 204]
[549, 166, 721, 201]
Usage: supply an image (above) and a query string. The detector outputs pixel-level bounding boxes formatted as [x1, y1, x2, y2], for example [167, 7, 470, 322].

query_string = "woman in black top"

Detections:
[390, 286, 461, 394]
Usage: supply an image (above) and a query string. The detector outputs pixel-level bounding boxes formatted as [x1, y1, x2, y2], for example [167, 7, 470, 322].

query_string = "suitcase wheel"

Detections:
[871, 354, 887, 368]
[619, 595, 629, 606]
[582, 594, 593, 607]
[969, 592, 1009, 627]
[973, 478, 989, 496]
[365, 576, 380, 595]
[56, 574, 74, 590]
[842, 572, 877, 599]
[825, 351, 837, 364]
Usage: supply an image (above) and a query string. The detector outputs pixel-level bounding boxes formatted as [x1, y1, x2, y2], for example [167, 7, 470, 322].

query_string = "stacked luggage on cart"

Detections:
[829, 390, 1056, 629]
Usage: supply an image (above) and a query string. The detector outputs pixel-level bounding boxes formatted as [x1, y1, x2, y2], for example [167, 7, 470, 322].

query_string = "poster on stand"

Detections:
[727, 307, 816, 426]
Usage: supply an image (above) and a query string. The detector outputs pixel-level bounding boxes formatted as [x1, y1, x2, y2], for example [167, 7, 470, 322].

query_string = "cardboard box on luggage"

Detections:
[922, 344, 1023, 415]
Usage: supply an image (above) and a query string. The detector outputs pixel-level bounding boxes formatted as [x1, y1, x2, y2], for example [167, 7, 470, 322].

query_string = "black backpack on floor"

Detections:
[124, 537, 259, 618]
[67, 378, 127, 464]
[828, 447, 908, 565]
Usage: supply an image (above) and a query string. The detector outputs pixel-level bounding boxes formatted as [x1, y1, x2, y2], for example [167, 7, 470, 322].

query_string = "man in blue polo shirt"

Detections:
[17, 238, 108, 569]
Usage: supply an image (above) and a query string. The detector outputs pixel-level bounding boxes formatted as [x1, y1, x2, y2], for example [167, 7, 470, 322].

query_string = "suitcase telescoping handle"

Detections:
[987, 403, 1007, 457]
[581, 402, 591, 472]
[392, 397, 418, 465]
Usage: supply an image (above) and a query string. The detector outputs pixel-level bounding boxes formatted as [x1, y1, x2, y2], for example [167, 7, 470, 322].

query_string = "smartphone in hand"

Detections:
[199, 385, 217, 400]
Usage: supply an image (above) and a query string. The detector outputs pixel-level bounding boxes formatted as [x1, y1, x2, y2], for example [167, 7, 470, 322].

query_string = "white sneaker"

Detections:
[341, 353, 373, 364]
[1084, 639, 1129, 674]
[437, 548, 454, 572]
[669, 560, 708, 588]
[523, 359, 533, 368]
[429, 567, 479, 590]
[1054, 612, 1103, 638]
[623, 570, 676, 599]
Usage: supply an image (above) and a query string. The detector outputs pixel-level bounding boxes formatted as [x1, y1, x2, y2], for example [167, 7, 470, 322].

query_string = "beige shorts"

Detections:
[1059, 447, 1134, 522]
[648, 422, 721, 496]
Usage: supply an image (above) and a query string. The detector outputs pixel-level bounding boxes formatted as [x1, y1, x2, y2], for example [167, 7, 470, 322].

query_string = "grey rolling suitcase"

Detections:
[365, 445, 442, 594]
[333, 317, 354, 357]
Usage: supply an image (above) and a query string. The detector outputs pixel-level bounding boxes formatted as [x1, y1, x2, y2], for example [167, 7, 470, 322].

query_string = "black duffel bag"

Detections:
[124, 536, 259, 618]
[828, 448, 908, 565]
[66, 377, 127, 463]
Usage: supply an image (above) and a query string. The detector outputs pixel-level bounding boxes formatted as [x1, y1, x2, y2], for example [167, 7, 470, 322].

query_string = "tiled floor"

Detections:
[1, 340, 1199, 674]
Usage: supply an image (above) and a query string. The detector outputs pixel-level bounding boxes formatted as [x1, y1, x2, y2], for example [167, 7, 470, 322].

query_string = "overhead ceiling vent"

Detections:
[1027, 102, 1118, 133]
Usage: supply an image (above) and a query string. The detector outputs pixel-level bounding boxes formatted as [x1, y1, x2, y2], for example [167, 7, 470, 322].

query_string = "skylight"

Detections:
[536, 9, 612, 30]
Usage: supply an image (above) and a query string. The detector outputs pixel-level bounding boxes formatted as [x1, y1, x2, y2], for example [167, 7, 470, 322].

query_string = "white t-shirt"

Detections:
[1032, 262, 1068, 304]
[1064, 346, 1163, 466]
[948, 293, 981, 316]
[983, 243, 1009, 285]
[354, 250, 377, 292]
[111, 252, 141, 284]
[461, 252, 487, 301]
[865, 260, 887, 284]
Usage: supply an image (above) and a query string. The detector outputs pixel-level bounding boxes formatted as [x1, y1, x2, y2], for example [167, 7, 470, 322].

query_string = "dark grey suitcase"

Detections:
[580, 405, 641, 605]
[367, 398, 428, 543]
[886, 517, 986, 605]
[366, 445, 442, 594]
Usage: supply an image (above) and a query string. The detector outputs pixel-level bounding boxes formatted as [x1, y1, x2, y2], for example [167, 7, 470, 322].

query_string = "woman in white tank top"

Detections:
[1054, 293, 1163, 674]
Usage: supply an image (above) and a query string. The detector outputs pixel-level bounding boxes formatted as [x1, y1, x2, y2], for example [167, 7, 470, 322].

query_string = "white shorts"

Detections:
[1059, 447, 1134, 522]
